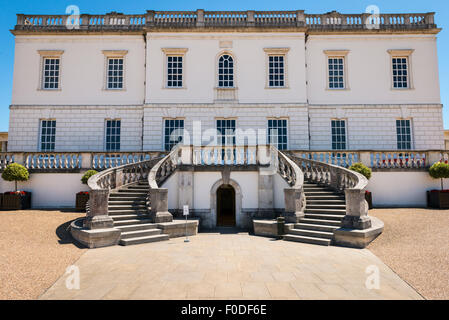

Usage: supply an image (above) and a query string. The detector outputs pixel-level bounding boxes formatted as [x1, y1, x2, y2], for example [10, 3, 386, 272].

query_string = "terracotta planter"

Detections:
[365, 191, 373, 209]
[2, 192, 32, 210]
[76, 193, 89, 212]
[427, 190, 449, 209]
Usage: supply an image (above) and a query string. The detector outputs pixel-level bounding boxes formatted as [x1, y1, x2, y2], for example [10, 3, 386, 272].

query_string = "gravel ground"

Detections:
[0, 210, 86, 300]
[368, 208, 449, 300]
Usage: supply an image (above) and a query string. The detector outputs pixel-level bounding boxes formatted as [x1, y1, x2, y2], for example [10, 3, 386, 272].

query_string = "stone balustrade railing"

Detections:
[0, 152, 165, 171]
[1, 150, 447, 172]
[84, 156, 164, 229]
[14, 10, 437, 31]
[287, 153, 371, 230]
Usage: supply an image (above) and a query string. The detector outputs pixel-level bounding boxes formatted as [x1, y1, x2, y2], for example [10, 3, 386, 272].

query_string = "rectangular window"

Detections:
[167, 56, 183, 88]
[268, 119, 288, 150]
[268, 55, 285, 87]
[164, 119, 184, 151]
[392, 57, 409, 89]
[42, 58, 60, 89]
[105, 120, 121, 152]
[396, 119, 412, 150]
[216, 119, 236, 146]
[328, 57, 345, 89]
[331, 120, 347, 150]
[40, 120, 56, 152]
[107, 58, 124, 89]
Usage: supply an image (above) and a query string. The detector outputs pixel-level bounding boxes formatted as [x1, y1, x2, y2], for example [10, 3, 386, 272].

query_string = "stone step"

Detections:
[124, 187, 149, 191]
[283, 234, 331, 246]
[120, 229, 162, 240]
[108, 205, 147, 210]
[306, 204, 346, 209]
[295, 223, 339, 232]
[111, 214, 150, 221]
[304, 191, 338, 196]
[107, 200, 147, 205]
[304, 208, 346, 215]
[300, 218, 342, 226]
[304, 213, 345, 221]
[306, 195, 345, 200]
[117, 190, 148, 194]
[288, 228, 334, 239]
[119, 234, 169, 246]
[116, 223, 158, 232]
[109, 210, 148, 216]
[110, 192, 148, 197]
[306, 199, 346, 204]
[114, 219, 153, 227]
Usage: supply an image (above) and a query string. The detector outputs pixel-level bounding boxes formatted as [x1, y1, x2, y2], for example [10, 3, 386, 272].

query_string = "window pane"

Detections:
[105, 119, 121, 151]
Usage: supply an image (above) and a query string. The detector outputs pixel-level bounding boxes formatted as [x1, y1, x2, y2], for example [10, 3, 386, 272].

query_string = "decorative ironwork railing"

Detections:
[14, 11, 437, 31]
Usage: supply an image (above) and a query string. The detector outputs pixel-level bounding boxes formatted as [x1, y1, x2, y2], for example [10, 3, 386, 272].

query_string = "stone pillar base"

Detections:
[334, 217, 384, 249]
[342, 215, 372, 230]
[151, 211, 173, 223]
[282, 211, 305, 224]
[84, 215, 114, 229]
[71, 218, 120, 249]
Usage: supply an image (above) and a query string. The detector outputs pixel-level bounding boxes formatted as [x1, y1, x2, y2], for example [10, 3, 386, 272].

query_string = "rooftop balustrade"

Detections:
[13, 10, 437, 32]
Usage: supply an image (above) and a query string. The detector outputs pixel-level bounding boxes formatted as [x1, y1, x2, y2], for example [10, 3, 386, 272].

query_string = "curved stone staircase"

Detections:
[283, 181, 346, 246]
[108, 181, 169, 246]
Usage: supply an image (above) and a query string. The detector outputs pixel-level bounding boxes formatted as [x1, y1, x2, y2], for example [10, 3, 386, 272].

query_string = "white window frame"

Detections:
[217, 52, 236, 88]
[216, 118, 237, 147]
[267, 118, 289, 150]
[163, 118, 185, 151]
[388, 49, 414, 90]
[396, 118, 414, 150]
[264, 48, 289, 89]
[324, 50, 350, 90]
[102, 50, 128, 91]
[162, 48, 188, 89]
[38, 50, 64, 91]
[104, 119, 121, 152]
[331, 119, 348, 150]
[39, 119, 56, 152]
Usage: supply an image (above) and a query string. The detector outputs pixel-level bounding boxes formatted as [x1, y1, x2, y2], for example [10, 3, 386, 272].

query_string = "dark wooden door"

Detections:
[217, 184, 236, 226]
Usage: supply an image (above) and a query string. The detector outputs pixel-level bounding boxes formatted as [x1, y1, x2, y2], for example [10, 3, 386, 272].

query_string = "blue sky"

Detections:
[0, 0, 447, 132]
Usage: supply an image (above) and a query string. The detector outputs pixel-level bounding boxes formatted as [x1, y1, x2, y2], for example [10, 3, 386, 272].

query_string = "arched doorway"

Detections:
[216, 184, 236, 227]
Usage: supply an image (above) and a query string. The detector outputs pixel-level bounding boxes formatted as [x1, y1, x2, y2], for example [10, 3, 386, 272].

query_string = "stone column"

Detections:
[84, 189, 114, 229]
[150, 188, 173, 223]
[247, 10, 255, 27]
[258, 171, 274, 218]
[342, 188, 371, 230]
[359, 151, 371, 168]
[296, 10, 305, 27]
[283, 187, 305, 223]
[80, 153, 92, 170]
[178, 169, 194, 213]
[196, 9, 205, 27]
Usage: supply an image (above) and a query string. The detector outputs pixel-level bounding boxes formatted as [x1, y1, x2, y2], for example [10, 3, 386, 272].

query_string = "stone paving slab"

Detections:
[40, 231, 422, 300]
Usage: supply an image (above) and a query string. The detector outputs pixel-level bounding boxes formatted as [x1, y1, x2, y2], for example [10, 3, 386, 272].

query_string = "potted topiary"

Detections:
[428, 162, 449, 209]
[1, 163, 31, 210]
[349, 162, 373, 209]
[76, 170, 98, 211]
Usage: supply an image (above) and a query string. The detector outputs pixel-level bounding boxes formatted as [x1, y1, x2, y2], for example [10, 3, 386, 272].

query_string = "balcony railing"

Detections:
[14, 10, 437, 32]
[0, 149, 446, 172]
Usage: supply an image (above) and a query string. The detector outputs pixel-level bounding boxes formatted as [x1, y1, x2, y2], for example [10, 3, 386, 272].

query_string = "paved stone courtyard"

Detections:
[40, 230, 421, 300]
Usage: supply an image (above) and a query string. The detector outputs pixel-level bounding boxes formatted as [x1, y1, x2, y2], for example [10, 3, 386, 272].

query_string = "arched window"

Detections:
[218, 54, 234, 88]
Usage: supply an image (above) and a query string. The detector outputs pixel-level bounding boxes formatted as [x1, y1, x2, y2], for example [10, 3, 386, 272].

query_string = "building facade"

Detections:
[8, 10, 443, 153]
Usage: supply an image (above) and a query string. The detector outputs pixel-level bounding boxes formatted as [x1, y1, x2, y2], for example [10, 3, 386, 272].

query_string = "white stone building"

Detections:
[0, 10, 447, 247]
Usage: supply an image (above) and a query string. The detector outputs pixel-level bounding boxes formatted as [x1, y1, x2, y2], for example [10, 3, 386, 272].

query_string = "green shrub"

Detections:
[429, 162, 449, 190]
[1, 163, 30, 191]
[349, 162, 372, 180]
[81, 170, 98, 185]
